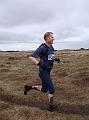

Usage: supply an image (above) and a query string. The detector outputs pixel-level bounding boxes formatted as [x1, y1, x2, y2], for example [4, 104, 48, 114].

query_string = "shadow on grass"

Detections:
[56, 103, 89, 115]
[0, 90, 89, 116]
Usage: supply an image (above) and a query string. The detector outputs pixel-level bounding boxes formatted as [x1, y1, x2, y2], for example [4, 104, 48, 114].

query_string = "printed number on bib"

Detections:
[48, 54, 55, 60]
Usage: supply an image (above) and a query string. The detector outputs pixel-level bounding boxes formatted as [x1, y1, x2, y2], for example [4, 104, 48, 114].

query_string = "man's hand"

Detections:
[29, 56, 39, 65]
[54, 58, 60, 63]
[37, 61, 42, 66]
[37, 60, 47, 68]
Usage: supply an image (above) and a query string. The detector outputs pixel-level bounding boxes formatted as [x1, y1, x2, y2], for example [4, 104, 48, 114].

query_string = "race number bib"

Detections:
[48, 54, 55, 60]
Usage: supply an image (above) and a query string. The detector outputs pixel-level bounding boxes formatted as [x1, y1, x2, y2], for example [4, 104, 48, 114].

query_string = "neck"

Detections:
[45, 42, 51, 47]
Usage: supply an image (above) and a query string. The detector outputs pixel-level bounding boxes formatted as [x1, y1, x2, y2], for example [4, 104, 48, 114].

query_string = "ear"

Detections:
[47, 36, 50, 40]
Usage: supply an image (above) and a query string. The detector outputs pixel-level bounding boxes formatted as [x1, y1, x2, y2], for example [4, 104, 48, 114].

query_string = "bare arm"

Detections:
[29, 56, 39, 65]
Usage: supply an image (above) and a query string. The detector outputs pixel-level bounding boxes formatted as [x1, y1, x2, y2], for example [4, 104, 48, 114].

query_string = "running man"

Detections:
[24, 32, 60, 112]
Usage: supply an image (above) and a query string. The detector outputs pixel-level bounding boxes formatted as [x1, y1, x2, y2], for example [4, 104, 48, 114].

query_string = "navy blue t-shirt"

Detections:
[31, 43, 55, 69]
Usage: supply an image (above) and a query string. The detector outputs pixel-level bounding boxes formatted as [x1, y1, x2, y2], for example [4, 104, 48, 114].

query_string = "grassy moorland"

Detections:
[0, 50, 89, 120]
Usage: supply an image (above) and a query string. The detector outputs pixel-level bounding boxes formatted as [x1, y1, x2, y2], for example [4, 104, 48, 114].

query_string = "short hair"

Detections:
[44, 32, 53, 40]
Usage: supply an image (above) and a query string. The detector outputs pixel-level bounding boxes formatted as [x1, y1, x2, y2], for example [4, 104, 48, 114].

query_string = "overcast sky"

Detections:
[0, 0, 89, 50]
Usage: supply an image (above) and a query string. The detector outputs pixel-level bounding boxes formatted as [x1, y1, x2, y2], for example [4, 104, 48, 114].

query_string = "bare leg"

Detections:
[24, 85, 42, 95]
[48, 94, 54, 105]
[48, 94, 55, 112]
[32, 85, 42, 91]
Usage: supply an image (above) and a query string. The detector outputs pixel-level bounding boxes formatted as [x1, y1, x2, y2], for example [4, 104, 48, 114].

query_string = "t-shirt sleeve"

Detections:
[31, 46, 44, 58]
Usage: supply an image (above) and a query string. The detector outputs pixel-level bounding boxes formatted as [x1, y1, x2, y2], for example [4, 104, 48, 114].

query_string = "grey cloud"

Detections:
[54, 40, 89, 50]
[0, 0, 54, 27]
[0, 0, 89, 50]
[0, 32, 35, 44]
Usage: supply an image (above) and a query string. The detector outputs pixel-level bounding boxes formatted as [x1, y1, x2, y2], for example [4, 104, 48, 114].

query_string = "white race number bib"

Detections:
[48, 54, 55, 60]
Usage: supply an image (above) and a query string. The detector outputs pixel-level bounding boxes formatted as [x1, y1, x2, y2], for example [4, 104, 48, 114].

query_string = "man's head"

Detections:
[44, 32, 54, 45]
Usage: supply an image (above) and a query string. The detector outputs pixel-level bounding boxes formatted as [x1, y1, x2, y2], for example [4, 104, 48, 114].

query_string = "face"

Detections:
[46, 33, 54, 44]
